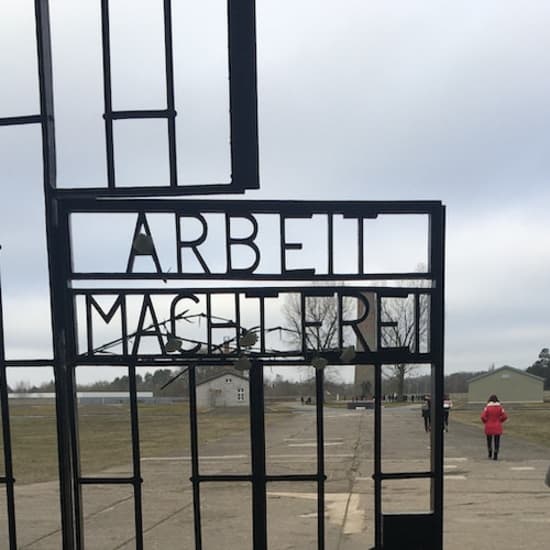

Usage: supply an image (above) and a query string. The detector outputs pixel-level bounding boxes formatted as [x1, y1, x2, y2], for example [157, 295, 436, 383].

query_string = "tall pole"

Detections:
[35, 1, 79, 547]
[0, 254, 18, 548]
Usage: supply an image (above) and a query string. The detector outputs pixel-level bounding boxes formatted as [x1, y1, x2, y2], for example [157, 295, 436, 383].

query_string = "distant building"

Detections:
[196, 369, 249, 408]
[467, 366, 544, 403]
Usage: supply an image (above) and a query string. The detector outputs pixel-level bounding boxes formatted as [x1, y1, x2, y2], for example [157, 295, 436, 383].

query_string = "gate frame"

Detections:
[0, 2, 445, 548]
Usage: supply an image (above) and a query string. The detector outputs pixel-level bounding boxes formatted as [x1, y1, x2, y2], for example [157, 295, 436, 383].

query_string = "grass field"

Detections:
[2, 402, 292, 485]
[4, 399, 549, 487]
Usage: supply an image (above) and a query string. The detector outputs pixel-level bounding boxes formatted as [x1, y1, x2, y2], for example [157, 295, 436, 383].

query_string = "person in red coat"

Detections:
[481, 394, 508, 460]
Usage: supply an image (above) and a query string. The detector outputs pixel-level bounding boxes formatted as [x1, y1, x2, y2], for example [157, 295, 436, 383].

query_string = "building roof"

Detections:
[467, 365, 545, 385]
[196, 368, 249, 387]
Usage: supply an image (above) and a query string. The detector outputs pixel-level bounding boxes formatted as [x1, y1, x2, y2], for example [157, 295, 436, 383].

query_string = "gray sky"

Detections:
[1, 0, 549, 385]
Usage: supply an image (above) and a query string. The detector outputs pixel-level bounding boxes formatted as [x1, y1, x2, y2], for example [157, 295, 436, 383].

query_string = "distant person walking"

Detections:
[443, 394, 453, 432]
[481, 394, 508, 460]
[421, 395, 431, 432]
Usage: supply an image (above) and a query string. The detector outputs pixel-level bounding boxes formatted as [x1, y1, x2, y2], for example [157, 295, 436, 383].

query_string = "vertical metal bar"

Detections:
[357, 217, 364, 275]
[60, 207, 84, 550]
[414, 293, 420, 354]
[85, 295, 93, 355]
[300, 293, 307, 353]
[162, 0, 178, 187]
[327, 213, 333, 276]
[227, 0, 259, 190]
[373, 363, 382, 549]
[34, 1, 79, 547]
[259, 297, 266, 354]
[188, 366, 203, 549]
[100, 0, 116, 189]
[68, 368, 83, 550]
[249, 362, 267, 550]
[128, 365, 144, 549]
[315, 368, 325, 550]
[235, 293, 241, 350]
[206, 295, 212, 353]
[429, 206, 446, 549]
[0, 262, 17, 549]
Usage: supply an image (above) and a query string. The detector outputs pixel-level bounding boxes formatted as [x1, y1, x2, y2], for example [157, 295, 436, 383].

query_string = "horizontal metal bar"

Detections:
[192, 474, 252, 483]
[72, 353, 436, 367]
[60, 197, 443, 216]
[54, 184, 240, 198]
[266, 474, 326, 482]
[4, 359, 53, 367]
[190, 473, 327, 484]
[0, 476, 15, 484]
[374, 471, 435, 481]
[71, 286, 434, 296]
[0, 115, 42, 126]
[79, 476, 142, 485]
[105, 109, 177, 120]
[70, 272, 434, 281]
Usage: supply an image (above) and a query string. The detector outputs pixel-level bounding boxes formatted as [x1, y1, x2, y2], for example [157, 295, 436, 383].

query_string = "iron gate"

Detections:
[0, 2, 445, 548]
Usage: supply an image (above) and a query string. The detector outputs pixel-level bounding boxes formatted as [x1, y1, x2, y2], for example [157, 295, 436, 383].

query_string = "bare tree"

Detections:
[282, 290, 355, 382]
[380, 266, 430, 399]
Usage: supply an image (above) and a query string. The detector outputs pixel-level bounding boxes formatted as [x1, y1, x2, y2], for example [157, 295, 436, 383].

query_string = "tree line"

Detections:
[9, 351, 549, 398]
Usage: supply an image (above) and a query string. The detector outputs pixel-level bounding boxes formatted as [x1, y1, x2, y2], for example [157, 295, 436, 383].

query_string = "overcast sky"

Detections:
[1, 0, 549, 385]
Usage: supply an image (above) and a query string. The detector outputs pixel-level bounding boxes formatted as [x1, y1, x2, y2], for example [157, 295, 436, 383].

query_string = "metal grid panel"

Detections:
[0, 0, 259, 196]
[0, 2, 446, 548]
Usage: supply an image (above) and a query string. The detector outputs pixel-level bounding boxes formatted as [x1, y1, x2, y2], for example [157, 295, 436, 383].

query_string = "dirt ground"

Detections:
[2, 403, 550, 549]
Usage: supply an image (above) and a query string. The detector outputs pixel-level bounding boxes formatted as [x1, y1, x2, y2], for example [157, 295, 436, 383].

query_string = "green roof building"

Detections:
[467, 365, 544, 404]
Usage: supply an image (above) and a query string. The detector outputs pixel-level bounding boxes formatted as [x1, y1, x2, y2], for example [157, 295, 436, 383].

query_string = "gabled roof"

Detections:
[467, 365, 545, 384]
[196, 368, 249, 387]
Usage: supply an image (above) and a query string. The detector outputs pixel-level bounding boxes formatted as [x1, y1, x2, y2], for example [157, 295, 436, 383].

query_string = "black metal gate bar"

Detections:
[162, 0, 178, 188]
[315, 367, 326, 550]
[99, 0, 116, 190]
[34, 1, 81, 547]
[128, 365, 145, 550]
[429, 206, 446, 549]
[249, 363, 268, 550]
[188, 365, 203, 550]
[0, 264, 17, 549]
[373, 363, 382, 550]
[68, 367, 84, 550]
[0, 115, 42, 127]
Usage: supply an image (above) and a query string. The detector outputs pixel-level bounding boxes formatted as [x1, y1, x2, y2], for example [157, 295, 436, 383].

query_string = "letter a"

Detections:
[126, 213, 163, 275]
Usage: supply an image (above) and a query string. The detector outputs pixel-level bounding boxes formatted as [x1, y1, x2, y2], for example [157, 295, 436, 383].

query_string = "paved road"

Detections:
[7, 404, 550, 549]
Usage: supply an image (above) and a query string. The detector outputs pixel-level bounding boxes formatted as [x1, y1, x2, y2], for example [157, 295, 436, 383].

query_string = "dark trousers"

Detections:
[443, 410, 449, 429]
[486, 434, 501, 455]
[423, 414, 430, 432]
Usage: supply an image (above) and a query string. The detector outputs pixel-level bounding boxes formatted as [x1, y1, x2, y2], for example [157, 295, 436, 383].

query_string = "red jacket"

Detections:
[481, 401, 508, 435]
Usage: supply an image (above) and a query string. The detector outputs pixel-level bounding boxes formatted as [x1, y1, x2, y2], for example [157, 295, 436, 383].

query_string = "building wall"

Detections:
[196, 374, 248, 408]
[468, 368, 544, 403]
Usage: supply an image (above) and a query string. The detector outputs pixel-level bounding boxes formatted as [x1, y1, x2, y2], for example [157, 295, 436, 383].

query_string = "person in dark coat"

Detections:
[421, 395, 431, 432]
[443, 394, 453, 432]
[480, 394, 508, 460]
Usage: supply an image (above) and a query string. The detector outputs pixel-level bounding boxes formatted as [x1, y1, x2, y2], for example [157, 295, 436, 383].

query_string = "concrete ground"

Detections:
[4, 404, 550, 549]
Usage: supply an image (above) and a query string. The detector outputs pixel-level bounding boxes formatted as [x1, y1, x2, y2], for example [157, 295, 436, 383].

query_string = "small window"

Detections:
[501, 374, 510, 379]
[225, 377, 232, 383]
[237, 388, 245, 401]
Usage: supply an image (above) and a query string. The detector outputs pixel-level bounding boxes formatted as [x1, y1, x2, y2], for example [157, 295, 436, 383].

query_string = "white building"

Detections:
[196, 369, 249, 408]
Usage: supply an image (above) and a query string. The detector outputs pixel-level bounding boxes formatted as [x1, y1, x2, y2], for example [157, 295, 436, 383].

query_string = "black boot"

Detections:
[493, 452, 498, 461]
[488, 449, 492, 459]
